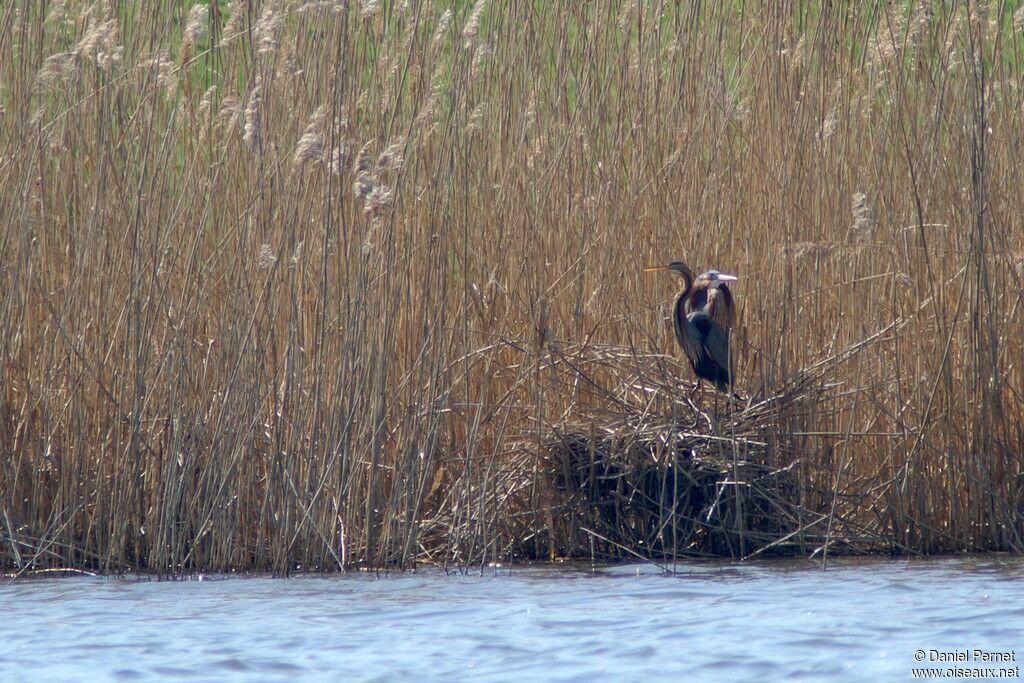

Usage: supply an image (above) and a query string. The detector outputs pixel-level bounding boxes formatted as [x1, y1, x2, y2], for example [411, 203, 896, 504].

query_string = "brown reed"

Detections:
[1, 1, 1022, 575]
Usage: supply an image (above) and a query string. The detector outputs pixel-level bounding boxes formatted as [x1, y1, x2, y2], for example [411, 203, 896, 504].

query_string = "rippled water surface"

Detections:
[4, 557, 1023, 681]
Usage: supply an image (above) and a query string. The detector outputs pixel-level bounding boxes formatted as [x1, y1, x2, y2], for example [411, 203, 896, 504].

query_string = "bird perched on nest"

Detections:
[644, 261, 738, 393]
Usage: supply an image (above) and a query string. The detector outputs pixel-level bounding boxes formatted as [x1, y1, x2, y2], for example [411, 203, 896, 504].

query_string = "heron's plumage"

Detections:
[685, 311, 730, 392]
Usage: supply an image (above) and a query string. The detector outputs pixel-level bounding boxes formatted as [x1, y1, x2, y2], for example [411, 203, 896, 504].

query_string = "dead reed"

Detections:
[1, 1, 1022, 574]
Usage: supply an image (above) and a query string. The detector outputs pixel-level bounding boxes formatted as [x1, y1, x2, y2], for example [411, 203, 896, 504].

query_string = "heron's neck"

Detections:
[678, 272, 693, 301]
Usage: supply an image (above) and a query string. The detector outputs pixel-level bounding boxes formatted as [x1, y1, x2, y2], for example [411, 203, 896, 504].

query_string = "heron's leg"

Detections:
[711, 391, 720, 434]
[694, 382, 714, 432]
[682, 381, 698, 428]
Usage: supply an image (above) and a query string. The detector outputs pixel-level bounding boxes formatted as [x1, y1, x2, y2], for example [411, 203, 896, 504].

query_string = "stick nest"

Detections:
[464, 339, 856, 563]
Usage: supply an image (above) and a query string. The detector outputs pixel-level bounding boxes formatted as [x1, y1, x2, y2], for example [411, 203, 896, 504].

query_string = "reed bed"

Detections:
[1, 1, 1023, 574]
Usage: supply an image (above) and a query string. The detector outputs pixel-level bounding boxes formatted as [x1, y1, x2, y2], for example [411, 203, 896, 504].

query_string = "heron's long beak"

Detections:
[716, 273, 739, 282]
[643, 265, 670, 272]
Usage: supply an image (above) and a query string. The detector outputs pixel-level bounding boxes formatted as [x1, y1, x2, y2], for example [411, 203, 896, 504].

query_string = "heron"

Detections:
[644, 261, 738, 393]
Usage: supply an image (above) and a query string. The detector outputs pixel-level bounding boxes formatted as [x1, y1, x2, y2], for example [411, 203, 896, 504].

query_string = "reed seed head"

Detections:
[430, 10, 452, 54]
[293, 105, 328, 169]
[243, 79, 263, 154]
[182, 4, 208, 56]
[34, 53, 75, 93]
[376, 138, 405, 173]
[222, 0, 244, 43]
[851, 192, 874, 243]
[359, 0, 380, 19]
[258, 244, 277, 269]
[254, 6, 282, 54]
[462, 0, 487, 47]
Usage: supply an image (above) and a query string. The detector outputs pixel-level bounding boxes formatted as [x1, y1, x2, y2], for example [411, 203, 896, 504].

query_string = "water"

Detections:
[3, 557, 1022, 681]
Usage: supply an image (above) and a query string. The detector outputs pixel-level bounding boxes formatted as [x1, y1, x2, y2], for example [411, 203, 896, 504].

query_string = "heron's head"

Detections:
[643, 261, 693, 279]
[694, 269, 738, 288]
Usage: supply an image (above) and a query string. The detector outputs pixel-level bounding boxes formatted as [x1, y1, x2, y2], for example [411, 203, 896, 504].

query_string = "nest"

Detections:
[419, 325, 908, 566]
[484, 340, 853, 563]
[537, 433, 803, 560]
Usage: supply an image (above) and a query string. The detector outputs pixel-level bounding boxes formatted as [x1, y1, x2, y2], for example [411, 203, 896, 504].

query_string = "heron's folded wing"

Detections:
[686, 311, 730, 371]
[674, 298, 702, 364]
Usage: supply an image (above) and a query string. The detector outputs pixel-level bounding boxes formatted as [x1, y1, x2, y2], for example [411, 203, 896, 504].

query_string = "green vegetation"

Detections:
[1, 0, 1023, 574]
